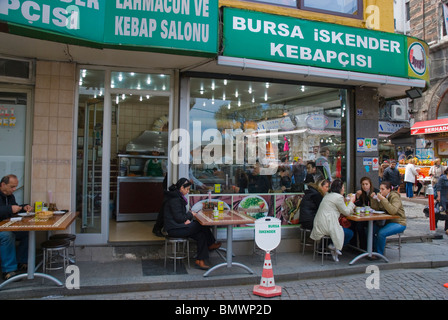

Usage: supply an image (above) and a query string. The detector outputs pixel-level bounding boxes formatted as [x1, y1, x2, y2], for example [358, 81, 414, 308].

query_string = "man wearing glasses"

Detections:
[0, 174, 32, 280]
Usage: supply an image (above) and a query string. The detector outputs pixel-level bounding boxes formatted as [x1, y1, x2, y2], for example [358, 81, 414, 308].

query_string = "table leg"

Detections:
[203, 225, 254, 277]
[349, 220, 389, 265]
[0, 231, 63, 289]
[212, 226, 231, 262]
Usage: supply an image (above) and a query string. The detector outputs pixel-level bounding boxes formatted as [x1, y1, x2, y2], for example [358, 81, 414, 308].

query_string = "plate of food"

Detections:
[238, 195, 268, 219]
[191, 199, 230, 212]
[18, 212, 35, 217]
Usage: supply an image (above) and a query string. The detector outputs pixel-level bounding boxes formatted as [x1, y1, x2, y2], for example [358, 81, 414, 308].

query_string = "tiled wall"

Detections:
[31, 61, 75, 210]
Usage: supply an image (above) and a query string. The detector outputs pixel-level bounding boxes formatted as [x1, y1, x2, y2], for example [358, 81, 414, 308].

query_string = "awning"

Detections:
[411, 119, 448, 135]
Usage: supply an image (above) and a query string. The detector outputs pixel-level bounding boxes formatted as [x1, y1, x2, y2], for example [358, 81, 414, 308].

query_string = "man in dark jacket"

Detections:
[382, 160, 402, 190]
[248, 164, 272, 193]
[0, 174, 32, 280]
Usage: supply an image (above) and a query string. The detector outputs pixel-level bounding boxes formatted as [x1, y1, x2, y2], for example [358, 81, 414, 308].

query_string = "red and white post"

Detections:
[427, 185, 436, 232]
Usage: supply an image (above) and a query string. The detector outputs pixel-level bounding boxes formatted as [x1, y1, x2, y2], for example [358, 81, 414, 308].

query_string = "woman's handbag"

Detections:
[339, 215, 351, 228]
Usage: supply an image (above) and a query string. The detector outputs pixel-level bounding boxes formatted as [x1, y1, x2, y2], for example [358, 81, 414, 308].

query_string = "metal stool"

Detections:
[313, 235, 331, 265]
[49, 233, 76, 264]
[41, 239, 70, 278]
[164, 236, 190, 272]
[385, 232, 403, 261]
[299, 226, 312, 255]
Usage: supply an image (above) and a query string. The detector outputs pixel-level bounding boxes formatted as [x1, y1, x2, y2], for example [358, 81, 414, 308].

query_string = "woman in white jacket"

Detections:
[404, 158, 420, 198]
[310, 179, 355, 261]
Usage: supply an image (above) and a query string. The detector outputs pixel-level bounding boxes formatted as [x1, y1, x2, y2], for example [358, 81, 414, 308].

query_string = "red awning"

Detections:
[411, 119, 448, 135]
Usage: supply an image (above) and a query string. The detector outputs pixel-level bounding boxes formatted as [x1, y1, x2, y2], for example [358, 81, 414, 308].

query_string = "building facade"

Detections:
[0, 0, 428, 246]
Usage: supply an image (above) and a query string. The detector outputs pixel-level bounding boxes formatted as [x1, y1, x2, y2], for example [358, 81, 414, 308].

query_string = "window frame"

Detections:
[297, 0, 363, 20]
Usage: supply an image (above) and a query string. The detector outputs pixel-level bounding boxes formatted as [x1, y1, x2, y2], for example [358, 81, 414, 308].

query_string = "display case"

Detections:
[116, 154, 167, 221]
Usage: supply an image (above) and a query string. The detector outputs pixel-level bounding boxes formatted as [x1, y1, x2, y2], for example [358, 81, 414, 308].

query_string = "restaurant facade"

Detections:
[0, 0, 429, 248]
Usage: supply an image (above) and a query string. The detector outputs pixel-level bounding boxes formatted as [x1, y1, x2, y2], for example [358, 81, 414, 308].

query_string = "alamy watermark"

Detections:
[365, 265, 380, 290]
[65, 265, 80, 289]
[170, 121, 280, 175]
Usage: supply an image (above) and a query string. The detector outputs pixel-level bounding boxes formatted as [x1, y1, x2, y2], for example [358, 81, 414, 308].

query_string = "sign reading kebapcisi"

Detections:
[223, 7, 427, 81]
[0, 0, 218, 55]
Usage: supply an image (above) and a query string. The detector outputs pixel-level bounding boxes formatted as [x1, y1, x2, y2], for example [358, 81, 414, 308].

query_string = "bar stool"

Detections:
[41, 239, 70, 278]
[164, 236, 190, 272]
[49, 233, 76, 264]
[385, 232, 403, 261]
[313, 235, 331, 265]
[298, 226, 312, 255]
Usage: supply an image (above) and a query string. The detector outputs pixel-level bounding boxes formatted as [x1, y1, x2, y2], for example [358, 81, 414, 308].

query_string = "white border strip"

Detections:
[218, 56, 426, 88]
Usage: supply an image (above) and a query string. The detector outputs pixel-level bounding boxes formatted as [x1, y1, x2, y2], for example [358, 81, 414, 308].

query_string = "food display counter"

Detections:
[116, 154, 166, 221]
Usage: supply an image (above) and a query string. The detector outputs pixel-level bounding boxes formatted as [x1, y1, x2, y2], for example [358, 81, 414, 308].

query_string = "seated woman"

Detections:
[352, 177, 379, 250]
[370, 181, 406, 256]
[298, 179, 330, 230]
[163, 178, 221, 270]
[310, 179, 355, 262]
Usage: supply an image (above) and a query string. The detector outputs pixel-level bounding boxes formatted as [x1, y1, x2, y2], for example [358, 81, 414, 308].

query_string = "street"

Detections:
[38, 267, 448, 300]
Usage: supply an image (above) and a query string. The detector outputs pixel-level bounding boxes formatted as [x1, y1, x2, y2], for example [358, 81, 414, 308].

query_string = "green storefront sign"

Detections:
[223, 7, 427, 80]
[0, 0, 218, 55]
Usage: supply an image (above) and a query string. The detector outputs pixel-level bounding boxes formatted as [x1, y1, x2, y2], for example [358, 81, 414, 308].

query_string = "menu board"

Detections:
[189, 193, 303, 226]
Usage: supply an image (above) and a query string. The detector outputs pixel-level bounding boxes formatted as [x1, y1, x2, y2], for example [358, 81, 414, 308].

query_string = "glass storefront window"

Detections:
[111, 72, 170, 91]
[188, 78, 347, 193]
[76, 69, 105, 233]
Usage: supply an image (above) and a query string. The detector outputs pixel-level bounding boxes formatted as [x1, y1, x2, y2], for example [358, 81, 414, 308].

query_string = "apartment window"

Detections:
[298, 0, 363, 19]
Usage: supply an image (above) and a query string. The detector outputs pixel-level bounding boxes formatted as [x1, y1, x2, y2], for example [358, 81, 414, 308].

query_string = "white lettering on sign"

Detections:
[114, 0, 212, 43]
[233, 16, 304, 39]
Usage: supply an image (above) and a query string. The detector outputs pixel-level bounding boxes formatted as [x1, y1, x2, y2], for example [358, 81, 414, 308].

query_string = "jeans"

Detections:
[0, 231, 28, 273]
[373, 222, 406, 255]
[405, 182, 414, 198]
[343, 227, 354, 246]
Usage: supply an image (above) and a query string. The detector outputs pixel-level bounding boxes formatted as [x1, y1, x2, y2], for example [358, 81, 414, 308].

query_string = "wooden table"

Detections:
[0, 211, 78, 289]
[347, 212, 398, 265]
[196, 210, 255, 277]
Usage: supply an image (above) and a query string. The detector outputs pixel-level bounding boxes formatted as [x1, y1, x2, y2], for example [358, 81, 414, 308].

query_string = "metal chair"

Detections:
[49, 233, 76, 264]
[164, 236, 190, 272]
[41, 239, 70, 278]
[299, 226, 312, 255]
[313, 235, 331, 265]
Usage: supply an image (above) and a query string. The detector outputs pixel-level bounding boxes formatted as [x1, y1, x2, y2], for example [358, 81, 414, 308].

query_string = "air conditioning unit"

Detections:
[391, 104, 407, 121]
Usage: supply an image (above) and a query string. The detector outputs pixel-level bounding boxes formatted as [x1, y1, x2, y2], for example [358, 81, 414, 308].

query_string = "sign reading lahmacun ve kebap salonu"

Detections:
[223, 8, 429, 82]
[0, 0, 218, 55]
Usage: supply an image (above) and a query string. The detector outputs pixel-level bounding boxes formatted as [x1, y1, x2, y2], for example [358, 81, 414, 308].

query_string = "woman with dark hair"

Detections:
[352, 177, 379, 250]
[298, 179, 330, 230]
[163, 178, 221, 270]
[310, 179, 355, 261]
[370, 181, 406, 256]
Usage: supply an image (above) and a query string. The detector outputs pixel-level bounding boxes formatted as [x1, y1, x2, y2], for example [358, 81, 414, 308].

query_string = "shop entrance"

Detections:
[75, 69, 172, 244]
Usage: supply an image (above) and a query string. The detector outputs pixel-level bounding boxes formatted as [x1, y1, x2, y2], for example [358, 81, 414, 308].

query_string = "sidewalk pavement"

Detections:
[2, 198, 448, 300]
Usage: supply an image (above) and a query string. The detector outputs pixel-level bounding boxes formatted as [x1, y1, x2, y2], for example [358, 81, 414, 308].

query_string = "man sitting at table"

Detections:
[0, 174, 32, 280]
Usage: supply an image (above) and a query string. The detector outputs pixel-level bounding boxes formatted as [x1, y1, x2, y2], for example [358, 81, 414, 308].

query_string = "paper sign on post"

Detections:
[255, 217, 281, 252]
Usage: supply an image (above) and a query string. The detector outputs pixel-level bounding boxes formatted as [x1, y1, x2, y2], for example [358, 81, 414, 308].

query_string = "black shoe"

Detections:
[153, 229, 164, 237]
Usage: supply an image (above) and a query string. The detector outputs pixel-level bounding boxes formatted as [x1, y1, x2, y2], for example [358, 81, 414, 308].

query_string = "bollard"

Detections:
[427, 185, 436, 232]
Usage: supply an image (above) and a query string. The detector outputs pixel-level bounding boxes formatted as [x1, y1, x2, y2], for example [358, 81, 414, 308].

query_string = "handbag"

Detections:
[338, 215, 351, 228]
